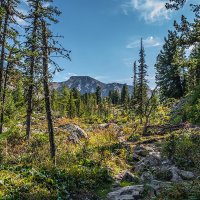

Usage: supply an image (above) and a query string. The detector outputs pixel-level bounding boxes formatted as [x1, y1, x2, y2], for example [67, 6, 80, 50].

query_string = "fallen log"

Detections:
[144, 123, 186, 135]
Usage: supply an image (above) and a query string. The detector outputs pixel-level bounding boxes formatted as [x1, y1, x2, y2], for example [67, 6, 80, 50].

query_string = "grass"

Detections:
[0, 116, 134, 199]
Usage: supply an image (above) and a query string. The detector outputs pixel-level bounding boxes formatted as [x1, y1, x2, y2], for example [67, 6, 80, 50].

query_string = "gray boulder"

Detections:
[154, 165, 195, 182]
[141, 171, 154, 182]
[134, 155, 161, 172]
[149, 180, 171, 196]
[107, 185, 144, 200]
[121, 171, 140, 183]
[60, 124, 88, 143]
[178, 169, 195, 180]
[133, 145, 148, 157]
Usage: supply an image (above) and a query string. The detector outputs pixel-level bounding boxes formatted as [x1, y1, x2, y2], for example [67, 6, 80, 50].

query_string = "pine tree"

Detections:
[24, 0, 70, 163]
[59, 86, 70, 115]
[133, 61, 137, 98]
[0, 42, 21, 133]
[189, 43, 200, 87]
[67, 91, 76, 119]
[25, 0, 40, 141]
[51, 89, 58, 112]
[41, 20, 56, 163]
[0, 0, 23, 133]
[155, 31, 184, 100]
[137, 38, 148, 122]
[109, 90, 120, 105]
[96, 86, 102, 105]
[121, 84, 129, 108]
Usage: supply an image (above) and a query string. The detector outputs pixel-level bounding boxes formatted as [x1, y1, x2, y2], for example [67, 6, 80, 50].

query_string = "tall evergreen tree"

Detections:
[41, 20, 56, 163]
[137, 38, 148, 122]
[121, 84, 129, 106]
[25, 0, 40, 141]
[0, 0, 22, 133]
[67, 91, 76, 119]
[96, 86, 102, 105]
[189, 43, 200, 87]
[132, 61, 137, 98]
[155, 31, 184, 100]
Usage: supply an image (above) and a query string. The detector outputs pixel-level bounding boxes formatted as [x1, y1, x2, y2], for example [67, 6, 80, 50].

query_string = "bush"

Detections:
[162, 131, 200, 171]
[155, 181, 200, 200]
[31, 133, 49, 148]
[5, 127, 24, 145]
[172, 85, 200, 125]
[128, 133, 141, 142]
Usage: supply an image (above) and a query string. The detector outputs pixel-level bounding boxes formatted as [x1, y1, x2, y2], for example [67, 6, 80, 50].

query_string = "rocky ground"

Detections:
[56, 122, 198, 200]
[107, 141, 196, 200]
[2, 117, 199, 200]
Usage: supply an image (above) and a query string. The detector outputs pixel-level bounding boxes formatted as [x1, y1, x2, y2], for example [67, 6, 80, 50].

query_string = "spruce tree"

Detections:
[67, 91, 76, 119]
[96, 86, 102, 105]
[137, 38, 148, 122]
[121, 84, 129, 106]
[189, 43, 200, 87]
[25, 0, 40, 141]
[155, 31, 184, 100]
[0, 42, 21, 133]
[0, 0, 22, 133]
[133, 61, 137, 98]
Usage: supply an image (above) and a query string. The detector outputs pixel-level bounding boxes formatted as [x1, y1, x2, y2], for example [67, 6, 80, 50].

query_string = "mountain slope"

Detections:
[52, 76, 133, 96]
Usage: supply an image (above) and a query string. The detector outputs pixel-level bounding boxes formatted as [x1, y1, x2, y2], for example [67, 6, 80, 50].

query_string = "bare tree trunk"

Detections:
[42, 21, 56, 165]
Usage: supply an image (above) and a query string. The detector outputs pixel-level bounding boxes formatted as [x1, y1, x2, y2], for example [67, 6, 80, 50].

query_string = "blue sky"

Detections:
[20, 0, 197, 88]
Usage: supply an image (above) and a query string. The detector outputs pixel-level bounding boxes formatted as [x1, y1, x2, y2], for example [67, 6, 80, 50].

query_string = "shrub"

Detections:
[128, 133, 141, 142]
[155, 181, 200, 200]
[162, 131, 200, 171]
[5, 127, 24, 145]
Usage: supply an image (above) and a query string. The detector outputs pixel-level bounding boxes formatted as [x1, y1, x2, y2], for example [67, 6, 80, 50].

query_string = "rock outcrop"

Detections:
[59, 124, 88, 144]
[107, 143, 196, 200]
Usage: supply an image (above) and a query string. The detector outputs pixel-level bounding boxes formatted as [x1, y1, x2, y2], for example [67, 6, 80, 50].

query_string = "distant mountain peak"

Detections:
[52, 76, 133, 96]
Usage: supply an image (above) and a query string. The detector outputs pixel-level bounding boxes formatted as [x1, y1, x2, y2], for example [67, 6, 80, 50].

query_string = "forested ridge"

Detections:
[0, 0, 200, 199]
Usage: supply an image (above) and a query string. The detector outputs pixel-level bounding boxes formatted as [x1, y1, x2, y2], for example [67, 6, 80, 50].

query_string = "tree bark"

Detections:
[42, 21, 56, 165]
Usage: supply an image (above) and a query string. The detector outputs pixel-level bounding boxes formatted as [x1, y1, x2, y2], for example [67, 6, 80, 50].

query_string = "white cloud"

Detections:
[66, 73, 78, 79]
[126, 36, 162, 48]
[121, 0, 171, 22]
[123, 58, 134, 67]
[94, 75, 110, 81]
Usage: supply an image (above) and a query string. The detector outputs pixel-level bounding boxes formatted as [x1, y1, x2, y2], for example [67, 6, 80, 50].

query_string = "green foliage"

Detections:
[155, 181, 200, 200]
[183, 86, 200, 124]
[128, 133, 141, 142]
[0, 159, 113, 199]
[162, 131, 200, 170]
[121, 84, 129, 106]
[67, 91, 77, 118]
[155, 31, 185, 100]
[135, 39, 148, 119]
[172, 85, 200, 124]
[96, 86, 102, 105]
[5, 127, 24, 145]
[31, 134, 49, 148]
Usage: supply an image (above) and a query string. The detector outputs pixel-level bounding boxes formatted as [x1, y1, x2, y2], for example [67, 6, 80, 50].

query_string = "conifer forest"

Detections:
[0, 0, 200, 199]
